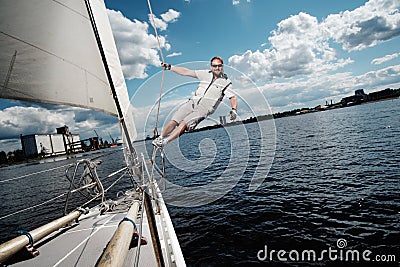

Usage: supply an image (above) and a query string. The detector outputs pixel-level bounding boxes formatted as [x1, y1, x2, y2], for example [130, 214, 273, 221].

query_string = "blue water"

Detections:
[0, 99, 399, 266]
[162, 99, 400, 266]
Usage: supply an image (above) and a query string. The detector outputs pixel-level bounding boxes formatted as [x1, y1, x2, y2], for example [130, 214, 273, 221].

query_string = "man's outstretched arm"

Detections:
[162, 63, 196, 78]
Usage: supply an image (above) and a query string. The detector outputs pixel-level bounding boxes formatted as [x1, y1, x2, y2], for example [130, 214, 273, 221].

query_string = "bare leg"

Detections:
[161, 120, 178, 137]
[166, 121, 187, 142]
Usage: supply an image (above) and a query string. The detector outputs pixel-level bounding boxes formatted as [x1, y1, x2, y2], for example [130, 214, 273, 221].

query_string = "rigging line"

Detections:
[146, 0, 166, 135]
[0, 192, 66, 221]
[145, 0, 168, 202]
[104, 169, 129, 193]
[146, 0, 164, 63]
[150, 148, 167, 190]
[0, 164, 72, 184]
[149, 148, 167, 179]
[154, 70, 165, 134]
[101, 166, 128, 182]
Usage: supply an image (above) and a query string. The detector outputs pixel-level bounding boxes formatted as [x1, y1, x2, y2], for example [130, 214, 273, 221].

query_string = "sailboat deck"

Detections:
[9, 206, 159, 266]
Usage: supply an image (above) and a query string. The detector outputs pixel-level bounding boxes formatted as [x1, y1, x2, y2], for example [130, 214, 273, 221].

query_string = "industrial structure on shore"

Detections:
[20, 125, 82, 158]
[20, 125, 121, 159]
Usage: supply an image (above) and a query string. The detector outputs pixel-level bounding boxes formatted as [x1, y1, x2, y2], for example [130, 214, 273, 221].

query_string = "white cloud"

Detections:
[229, 12, 354, 82]
[0, 105, 120, 153]
[166, 52, 182, 58]
[232, 0, 251, 5]
[223, 61, 400, 117]
[229, 0, 400, 83]
[323, 0, 400, 51]
[160, 9, 180, 23]
[0, 106, 73, 139]
[371, 52, 400, 65]
[107, 9, 180, 80]
[0, 106, 74, 152]
[0, 139, 20, 153]
[355, 64, 400, 87]
[149, 14, 168, 31]
[149, 9, 181, 31]
[261, 64, 400, 112]
[107, 9, 163, 79]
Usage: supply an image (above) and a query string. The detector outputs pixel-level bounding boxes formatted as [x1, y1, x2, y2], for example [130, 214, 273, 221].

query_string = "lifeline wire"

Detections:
[0, 164, 71, 184]
[0, 193, 67, 221]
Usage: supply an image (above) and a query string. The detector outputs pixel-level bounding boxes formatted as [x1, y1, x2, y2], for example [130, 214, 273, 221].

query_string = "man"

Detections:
[153, 56, 238, 148]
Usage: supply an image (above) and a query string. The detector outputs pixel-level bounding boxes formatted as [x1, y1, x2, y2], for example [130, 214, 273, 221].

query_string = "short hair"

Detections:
[210, 56, 223, 64]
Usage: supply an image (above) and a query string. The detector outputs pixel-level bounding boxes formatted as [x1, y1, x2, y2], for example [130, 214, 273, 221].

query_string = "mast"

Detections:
[84, 1, 164, 265]
[84, 0, 138, 167]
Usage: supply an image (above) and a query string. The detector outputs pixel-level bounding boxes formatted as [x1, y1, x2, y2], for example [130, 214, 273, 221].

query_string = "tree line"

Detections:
[0, 149, 26, 166]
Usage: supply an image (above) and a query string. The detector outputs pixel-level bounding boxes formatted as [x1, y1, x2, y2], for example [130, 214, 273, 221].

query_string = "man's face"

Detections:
[210, 59, 223, 76]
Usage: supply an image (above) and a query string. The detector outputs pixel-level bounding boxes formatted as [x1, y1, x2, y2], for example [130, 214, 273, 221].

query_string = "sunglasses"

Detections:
[211, 64, 223, 68]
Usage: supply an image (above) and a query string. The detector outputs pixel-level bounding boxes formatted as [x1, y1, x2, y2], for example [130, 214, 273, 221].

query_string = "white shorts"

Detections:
[171, 100, 208, 131]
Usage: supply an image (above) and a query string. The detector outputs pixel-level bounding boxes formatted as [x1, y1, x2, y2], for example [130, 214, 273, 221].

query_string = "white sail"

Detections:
[0, 0, 136, 139]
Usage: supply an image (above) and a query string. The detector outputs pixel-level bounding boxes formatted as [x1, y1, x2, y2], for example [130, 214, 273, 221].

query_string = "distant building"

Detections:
[341, 89, 369, 106]
[315, 105, 328, 111]
[20, 126, 81, 158]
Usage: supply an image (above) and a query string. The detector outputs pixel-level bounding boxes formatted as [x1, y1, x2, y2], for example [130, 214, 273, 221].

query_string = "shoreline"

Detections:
[1, 96, 398, 168]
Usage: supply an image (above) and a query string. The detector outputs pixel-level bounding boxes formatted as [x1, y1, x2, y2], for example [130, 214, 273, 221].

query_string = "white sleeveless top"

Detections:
[193, 70, 234, 114]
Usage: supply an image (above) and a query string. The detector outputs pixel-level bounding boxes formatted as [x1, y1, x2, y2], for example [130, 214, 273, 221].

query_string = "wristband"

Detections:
[162, 63, 171, 70]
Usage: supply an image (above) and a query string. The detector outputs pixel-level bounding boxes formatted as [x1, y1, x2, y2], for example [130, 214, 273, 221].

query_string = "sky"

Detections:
[0, 0, 400, 152]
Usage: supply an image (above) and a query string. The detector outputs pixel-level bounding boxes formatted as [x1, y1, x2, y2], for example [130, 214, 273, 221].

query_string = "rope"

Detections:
[146, 0, 164, 64]
[145, 0, 168, 196]
[102, 166, 128, 182]
[104, 169, 129, 193]
[154, 70, 165, 135]
[146, 0, 166, 136]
